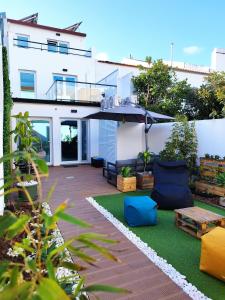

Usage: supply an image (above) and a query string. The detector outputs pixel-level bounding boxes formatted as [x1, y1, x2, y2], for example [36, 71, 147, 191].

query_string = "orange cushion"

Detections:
[200, 227, 225, 282]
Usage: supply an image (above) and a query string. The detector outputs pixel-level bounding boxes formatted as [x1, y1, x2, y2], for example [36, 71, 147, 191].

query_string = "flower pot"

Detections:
[137, 172, 154, 190]
[117, 175, 136, 192]
[17, 180, 38, 202]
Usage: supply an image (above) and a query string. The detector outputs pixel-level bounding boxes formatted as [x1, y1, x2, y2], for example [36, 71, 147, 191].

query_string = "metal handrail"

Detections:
[45, 79, 117, 96]
[13, 38, 92, 56]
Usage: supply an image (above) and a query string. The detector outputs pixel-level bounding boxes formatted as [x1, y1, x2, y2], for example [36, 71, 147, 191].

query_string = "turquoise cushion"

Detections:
[124, 196, 157, 227]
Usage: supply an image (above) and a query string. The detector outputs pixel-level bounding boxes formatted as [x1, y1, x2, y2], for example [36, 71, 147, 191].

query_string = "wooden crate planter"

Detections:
[117, 175, 136, 192]
[137, 173, 154, 190]
[195, 181, 225, 197]
[200, 158, 225, 179]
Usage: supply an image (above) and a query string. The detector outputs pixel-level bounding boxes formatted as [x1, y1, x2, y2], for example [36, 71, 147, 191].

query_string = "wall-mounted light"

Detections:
[71, 109, 77, 113]
[56, 33, 60, 36]
[62, 68, 68, 72]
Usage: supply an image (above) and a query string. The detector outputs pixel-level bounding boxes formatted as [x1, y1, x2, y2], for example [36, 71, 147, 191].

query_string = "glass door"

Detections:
[61, 120, 78, 162]
[31, 119, 51, 164]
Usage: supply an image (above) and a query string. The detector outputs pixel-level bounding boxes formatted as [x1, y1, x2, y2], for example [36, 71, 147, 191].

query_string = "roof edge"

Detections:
[98, 60, 210, 75]
[7, 18, 86, 37]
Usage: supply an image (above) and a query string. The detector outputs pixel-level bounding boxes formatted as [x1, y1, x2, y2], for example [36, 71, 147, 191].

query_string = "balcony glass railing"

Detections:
[46, 80, 117, 103]
[13, 38, 92, 57]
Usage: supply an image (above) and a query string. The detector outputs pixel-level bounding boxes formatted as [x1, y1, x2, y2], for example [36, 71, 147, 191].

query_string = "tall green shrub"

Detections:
[160, 115, 198, 171]
[2, 46, 13, 179]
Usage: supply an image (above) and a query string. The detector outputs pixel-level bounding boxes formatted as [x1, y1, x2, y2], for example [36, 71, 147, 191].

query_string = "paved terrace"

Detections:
[42, 165, 190, 300]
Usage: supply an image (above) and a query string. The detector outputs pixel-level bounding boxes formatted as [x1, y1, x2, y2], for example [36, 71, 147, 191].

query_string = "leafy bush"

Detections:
[0, 116, 129, 299]
[160, 115, 198, 171]
[216, 172, 225, 187]
[120, 166, 133, 178]
[138, 150, 151, 173]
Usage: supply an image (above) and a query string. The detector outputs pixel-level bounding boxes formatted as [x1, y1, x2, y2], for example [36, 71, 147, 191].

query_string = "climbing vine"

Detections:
[2, 46, 13, 180]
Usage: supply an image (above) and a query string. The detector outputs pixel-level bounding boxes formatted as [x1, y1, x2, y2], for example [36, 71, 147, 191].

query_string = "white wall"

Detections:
[147, 119, 225, 160]
[7, 22, 96, 99]
[117, 122, 144, 160]
[211, 48, 225, 71]
[12, 102, 100, 166]
[0, 44, 4, 214]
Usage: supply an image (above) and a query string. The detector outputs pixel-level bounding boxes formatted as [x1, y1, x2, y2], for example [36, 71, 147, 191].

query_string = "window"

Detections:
[17, 35, 29, 48]
[59, 42, 69, 54]
[20, 71, 35, 98]
[47, 40, 57, 52]
[53, 74, 77, 100]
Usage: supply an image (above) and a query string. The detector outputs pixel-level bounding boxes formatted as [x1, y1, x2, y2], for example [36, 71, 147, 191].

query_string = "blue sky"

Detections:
[1, 0, 225, 66]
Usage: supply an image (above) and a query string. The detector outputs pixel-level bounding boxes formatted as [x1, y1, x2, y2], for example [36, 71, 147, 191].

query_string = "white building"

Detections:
[0, 12, 224, 172]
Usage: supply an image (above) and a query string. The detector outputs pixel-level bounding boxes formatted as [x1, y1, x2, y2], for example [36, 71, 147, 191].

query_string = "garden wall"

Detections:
[148, 118, 225, 161]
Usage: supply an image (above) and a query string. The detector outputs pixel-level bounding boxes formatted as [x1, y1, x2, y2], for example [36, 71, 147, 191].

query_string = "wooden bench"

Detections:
[175, 206, 225, 239]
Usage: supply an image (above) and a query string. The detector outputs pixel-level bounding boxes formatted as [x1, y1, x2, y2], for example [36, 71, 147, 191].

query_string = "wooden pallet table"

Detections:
[175, 207, 225, 239]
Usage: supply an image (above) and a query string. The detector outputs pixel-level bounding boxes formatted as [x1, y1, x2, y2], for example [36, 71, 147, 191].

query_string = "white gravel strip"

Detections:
[86, 196, 211, 300]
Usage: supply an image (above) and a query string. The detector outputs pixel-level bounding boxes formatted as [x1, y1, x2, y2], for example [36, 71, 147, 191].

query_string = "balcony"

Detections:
[13, 38, 92, 57]
[46, 80, 117, 105]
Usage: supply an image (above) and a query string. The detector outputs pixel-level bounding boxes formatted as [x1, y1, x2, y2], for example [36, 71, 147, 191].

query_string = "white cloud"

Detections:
[95, 52, 109, 61]
[183, 46, 202, 55]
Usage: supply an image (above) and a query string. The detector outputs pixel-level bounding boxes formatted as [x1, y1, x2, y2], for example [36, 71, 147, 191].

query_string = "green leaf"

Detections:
[34, 158, 48, 174]
[47, 238, 75, 260]
[0, 211, 17, 237]
[46, 259, 55, 280]
[76, 238, 119, 262]
[37, 278, 70, 300]
[67, 246, 96, 265]
[78, 232, 118, 244]
[82, 284, 130, 294]
[61, 261, 86, 272]
[73, 277, 85, 297]
[56, 211, 91, 228]
[6, 215, 30, 239]
[9, 266, 19, 288]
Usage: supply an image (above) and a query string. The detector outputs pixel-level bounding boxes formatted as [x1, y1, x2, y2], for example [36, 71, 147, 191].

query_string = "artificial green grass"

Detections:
[95, 191, 225, 300]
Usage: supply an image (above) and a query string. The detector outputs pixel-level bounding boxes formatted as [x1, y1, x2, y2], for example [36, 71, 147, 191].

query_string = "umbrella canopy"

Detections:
[84, 105, 174, 151]
[84, 105, 174, 123]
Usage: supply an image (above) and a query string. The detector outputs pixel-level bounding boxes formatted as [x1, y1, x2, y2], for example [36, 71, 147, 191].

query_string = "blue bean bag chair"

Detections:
[124, 196, 157, 227]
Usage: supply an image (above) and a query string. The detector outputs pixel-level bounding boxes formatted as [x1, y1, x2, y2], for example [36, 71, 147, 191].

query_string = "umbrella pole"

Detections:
[145, 113, 153, 151]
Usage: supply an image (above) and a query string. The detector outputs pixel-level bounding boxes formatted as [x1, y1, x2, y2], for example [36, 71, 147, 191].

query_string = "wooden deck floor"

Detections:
[42, 165, 190, 300]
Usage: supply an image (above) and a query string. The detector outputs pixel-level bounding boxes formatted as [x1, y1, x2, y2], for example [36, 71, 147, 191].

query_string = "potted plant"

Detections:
[136, 150, 154, 189]
[117, 166, 136, 192]
[12, 112, 40, 201]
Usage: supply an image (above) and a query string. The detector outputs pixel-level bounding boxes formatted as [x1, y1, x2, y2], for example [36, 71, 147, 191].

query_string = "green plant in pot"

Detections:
[120, 166, 133, 177]
[12, 112, 40, 201]
[138, 150, 151, 173]
[216, 172, 225, 187]
[117, 166, 136, 192]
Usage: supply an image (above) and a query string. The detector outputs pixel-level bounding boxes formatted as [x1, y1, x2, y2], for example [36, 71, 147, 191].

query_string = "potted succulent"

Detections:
[117, 166, 136, 192]
[136, 150, 154, 189]
[12, 112, 40, 201]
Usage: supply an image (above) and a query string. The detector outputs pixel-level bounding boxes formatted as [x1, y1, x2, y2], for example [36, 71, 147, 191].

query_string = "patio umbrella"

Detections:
[84, 104, 174, 150]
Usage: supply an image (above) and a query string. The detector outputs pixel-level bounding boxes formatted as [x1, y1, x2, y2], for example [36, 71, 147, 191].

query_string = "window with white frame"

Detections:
[47, 40, 58, 52]
[17, 35, 29, 48]
[59, 42, 69, 54]
[20, 71, 36, 98]
[47, 40, 69, 54]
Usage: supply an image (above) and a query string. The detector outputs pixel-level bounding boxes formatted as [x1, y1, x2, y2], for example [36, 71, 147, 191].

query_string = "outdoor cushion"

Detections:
[124, 196, 157, 227]
[200, 227, 225, 282]
[152, 184, 193, 210]
[116, 159, 137, 168]
[151, 160, 193, 210]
